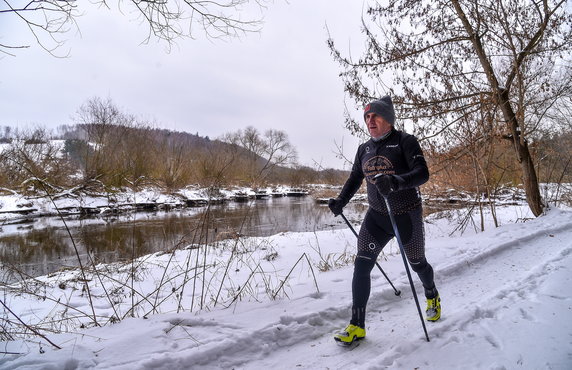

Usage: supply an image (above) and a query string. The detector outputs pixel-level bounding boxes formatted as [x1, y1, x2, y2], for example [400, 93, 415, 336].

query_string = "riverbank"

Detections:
[0, 185, 321, 225]
[1, 182, 570, 225]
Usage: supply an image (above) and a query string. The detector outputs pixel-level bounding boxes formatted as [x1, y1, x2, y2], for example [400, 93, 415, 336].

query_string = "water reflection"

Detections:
[0, 197, 368, 280]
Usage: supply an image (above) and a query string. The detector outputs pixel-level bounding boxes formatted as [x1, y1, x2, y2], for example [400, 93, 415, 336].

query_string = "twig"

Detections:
[213, 203, 253, 307]
[225, 263, 262, 308]
[272, 253, 319, 300]
[0, 297, 61, 350]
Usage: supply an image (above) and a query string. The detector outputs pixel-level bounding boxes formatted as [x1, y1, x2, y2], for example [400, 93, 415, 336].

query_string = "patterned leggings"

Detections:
[350, 206, 436, 328]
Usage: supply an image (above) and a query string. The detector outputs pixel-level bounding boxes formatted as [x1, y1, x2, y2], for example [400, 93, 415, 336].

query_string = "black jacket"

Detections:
[338, 129, 429, 215]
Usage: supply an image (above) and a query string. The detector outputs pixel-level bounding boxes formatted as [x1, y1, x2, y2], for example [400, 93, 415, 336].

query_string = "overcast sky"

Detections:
[0, 1, 378, 170]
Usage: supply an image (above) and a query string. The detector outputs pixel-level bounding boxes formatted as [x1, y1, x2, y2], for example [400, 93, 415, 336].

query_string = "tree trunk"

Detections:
[518, 141, 544, 216]
[499, 90, 544, 216]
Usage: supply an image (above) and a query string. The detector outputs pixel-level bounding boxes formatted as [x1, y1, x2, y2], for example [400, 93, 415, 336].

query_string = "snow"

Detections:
[0, 185, 297, 224]
[1, 204, 572, 369]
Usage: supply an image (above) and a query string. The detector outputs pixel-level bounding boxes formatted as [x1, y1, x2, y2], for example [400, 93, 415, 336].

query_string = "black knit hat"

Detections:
[363, 96, 395, 125]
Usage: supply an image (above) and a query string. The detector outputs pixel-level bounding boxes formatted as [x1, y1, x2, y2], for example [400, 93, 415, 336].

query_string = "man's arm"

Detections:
[396, 134, 429, 189]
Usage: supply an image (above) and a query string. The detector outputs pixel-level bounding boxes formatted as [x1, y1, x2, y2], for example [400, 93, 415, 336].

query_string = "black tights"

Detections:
[350, 206, 436, 328]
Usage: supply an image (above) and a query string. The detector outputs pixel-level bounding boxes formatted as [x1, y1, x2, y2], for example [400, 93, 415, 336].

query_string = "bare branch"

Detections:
[1, 0, 268, 55]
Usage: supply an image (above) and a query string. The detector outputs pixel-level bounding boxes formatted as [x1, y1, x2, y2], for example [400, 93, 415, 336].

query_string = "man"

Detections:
[328, 96, 440, 344]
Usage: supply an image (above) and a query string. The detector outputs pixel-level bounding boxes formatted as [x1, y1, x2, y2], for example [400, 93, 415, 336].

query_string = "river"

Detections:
[1, 196, 371, 280]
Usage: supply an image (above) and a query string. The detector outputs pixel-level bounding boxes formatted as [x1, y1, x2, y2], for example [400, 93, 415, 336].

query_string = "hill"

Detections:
[0, 124, 349, 190]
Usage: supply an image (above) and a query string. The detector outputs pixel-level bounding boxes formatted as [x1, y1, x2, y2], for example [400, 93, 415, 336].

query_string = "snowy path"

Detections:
[2, 209, 571, 370]
[231, 214, 572, 370]
[104, 211, 572, 370]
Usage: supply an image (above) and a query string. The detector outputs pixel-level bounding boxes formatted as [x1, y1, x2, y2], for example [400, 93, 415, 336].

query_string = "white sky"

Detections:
[0, 1, 379, 170]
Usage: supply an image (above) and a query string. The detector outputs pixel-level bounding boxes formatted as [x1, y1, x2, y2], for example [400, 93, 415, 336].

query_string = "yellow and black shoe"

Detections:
[334, 324, 366, 345]
[426, 294, 441, 321]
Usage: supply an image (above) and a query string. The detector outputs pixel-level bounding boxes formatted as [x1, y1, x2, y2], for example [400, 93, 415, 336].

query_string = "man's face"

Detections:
[365, 113, 391, 138]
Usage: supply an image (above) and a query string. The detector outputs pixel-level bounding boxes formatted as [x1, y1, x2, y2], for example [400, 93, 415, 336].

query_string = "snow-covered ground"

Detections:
[1, 202, 572, 369]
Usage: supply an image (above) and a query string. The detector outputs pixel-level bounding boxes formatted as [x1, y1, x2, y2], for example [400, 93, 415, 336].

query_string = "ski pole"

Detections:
[339, 212, 401, 297]
[382, 195, 430, 342]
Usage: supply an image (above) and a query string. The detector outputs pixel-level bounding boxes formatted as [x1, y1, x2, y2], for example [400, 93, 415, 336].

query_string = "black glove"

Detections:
[374, 174, 400, 196]
[328, 197, 344, 216]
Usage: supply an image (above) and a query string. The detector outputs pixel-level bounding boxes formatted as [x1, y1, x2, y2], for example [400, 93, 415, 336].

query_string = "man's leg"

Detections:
[399, 206, 441, 321]
[394, 207, 436, 295]
[350, 210, 392, 327]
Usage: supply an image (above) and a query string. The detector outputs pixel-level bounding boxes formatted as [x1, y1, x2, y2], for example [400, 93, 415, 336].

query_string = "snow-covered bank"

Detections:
[0, 185, 305, 224]
[1, 205, 571, 369]
[1, 182, 569, 224]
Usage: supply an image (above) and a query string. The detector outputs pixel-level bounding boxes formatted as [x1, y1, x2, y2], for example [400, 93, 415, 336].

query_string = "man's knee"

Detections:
[353, 254, 376, 277]
[409, 257, 429, 273]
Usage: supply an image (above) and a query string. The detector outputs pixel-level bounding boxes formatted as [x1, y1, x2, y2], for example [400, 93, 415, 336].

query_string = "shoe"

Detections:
[334, 324, 366, 344]
[426, 294, 441, 321]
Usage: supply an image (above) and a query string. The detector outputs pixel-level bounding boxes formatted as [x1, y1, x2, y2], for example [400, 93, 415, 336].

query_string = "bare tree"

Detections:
[73, 97, 134, 185]
[153, 137, 194, 190]
[117, 123, 157, 188]
[221, 126, 297, 186]
[0, 127, 75, 190]
[329, 0, 572, 217]
[1, 0, 267, 56]
[195, 141, 239, 187]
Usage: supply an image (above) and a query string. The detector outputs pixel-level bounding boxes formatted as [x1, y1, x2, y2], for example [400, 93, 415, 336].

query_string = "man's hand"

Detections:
[328, 198, 344, 216]
[374, 174, 400, 196]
